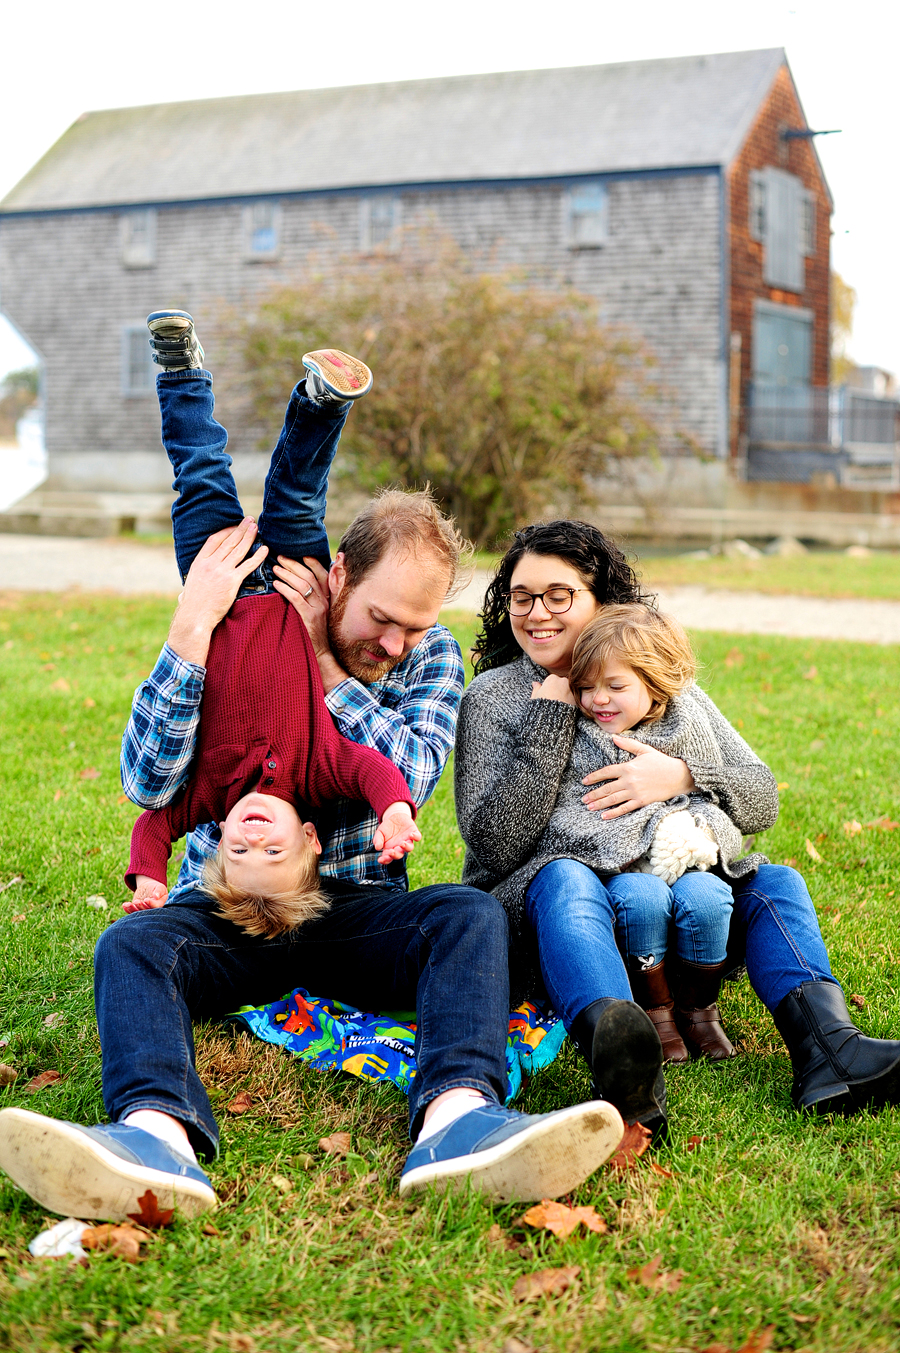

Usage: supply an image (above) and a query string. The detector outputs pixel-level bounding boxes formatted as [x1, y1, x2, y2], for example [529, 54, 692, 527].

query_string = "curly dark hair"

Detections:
[473, 520, 652, 675]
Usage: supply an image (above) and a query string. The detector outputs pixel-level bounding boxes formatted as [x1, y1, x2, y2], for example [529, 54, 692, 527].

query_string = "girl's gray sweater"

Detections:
[454, 654, 777, 944]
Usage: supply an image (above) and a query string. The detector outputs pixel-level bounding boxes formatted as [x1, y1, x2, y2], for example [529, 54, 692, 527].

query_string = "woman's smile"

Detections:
[508, 554, 601, 676]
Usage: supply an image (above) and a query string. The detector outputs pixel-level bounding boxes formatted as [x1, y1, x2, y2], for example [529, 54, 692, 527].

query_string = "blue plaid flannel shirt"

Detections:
[120, 626, 465, 902]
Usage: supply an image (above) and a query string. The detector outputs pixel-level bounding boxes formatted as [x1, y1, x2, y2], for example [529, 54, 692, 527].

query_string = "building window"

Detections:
[748, 172, 766, 241]
[242, 201, 281, 260]
[121, 325, 156, 396]
[120, 209, 156, 268]
[800, 191, 816, 256]
[359, 195, 401, 252]
[750, 167, 807, 291]
[564, 181, 608, 248]
[753, 300, 813, 388]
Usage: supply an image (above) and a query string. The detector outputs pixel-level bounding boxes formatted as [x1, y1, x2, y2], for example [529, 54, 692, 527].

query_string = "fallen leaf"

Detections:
[724, 648, 744, 668]
[269, 1174, 293, 1194]
[850, 994, 866, 1010]
[685, 1135, 705, 1152]
[608, 1121, 651, 1171]
[0, 875, 23, 893]
[226, 1090, 254, 1115]
[802, 666, 818, 680]
[782, 857, 798, 867]
[0, 1064, 17, 1085]
[512, 1265, 580, 1302]
[202, 1222, 221, 1237]
[293, 1151, 316, 1170]
[11, 914, 25, 923]
[83, 697, 96, 708]
[649, 1161, 675, 1179]
[521, 1199, 607, 1238]
[42, 1012, 64, 1028]
[25, 1070, 63, 1093]
[805, 838, 823, 863]
[81, 1222, 146, 1262]
[53, 790, 63, 802]
[790, 1312, 817, 1323]
[809, 738, 826, 752]
[319, 1132, 352, 1157]
[78, 767, 100, 781]
[867, 815, 900, 831]
[776, 782, 789, 791]
[127, 1189, 174, 1228]
[737, 1328, 775, 1353]
[626, 1254, 684, 1293]
[116, 793, 129, 805]
[49, 678, 70, 692]
[501, 1340, 535, 1353]
[842, 820, 863, 836]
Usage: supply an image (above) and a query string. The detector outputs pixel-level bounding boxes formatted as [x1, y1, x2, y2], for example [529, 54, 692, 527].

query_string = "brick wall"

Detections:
[0, 168, 724, 492]
[727, 64, 832, 454]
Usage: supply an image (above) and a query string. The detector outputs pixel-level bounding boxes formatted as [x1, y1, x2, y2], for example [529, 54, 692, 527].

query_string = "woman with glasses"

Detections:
[454, 520, 900, 1136]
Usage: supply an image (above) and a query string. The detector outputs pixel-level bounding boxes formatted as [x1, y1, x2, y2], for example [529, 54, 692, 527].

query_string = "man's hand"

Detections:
[372, 802, 422, 864]
[168, 519, 267, 666]
[582, 736, 696, 819]
[273, 555, 349, 694]
[530, 675, 578, 706]
[123, 876, 169, 912]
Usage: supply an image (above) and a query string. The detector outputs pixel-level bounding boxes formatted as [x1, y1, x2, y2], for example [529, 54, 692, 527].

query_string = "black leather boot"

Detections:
[772, 980, 900, 1114]
[569, 998, 667, 1142]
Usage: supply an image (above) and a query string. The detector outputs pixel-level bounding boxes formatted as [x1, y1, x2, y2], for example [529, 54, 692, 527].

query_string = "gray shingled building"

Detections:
[6, 47, 882, 542]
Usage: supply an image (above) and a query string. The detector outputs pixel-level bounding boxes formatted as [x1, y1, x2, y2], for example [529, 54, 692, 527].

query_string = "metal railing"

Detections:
[745, 384, 900, 487]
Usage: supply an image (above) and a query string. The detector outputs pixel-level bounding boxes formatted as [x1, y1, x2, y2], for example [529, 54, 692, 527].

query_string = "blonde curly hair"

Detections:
[569, 603, 696, 725]
[202, 842, 329, 939]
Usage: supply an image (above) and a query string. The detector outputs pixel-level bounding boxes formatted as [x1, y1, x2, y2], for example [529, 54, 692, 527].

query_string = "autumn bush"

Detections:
[231, 243, 660, 547]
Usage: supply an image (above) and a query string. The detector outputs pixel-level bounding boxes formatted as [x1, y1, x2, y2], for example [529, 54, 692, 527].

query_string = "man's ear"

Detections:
[329, 553, 347, 600]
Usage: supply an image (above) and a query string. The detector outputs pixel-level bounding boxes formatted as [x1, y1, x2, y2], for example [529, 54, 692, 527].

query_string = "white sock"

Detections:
[416, 1090, 491, 1143]
[123, 1110, 198, 1164]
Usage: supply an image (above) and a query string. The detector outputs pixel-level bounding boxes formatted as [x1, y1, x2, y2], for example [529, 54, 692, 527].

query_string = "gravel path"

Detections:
[1, 535, 898, 643]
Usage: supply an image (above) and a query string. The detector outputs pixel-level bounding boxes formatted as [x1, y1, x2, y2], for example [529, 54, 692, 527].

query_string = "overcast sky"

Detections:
[1, 0, 896, 380]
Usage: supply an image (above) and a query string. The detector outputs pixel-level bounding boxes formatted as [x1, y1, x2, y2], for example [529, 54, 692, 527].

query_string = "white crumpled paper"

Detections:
[29, 1216, 88, 1259]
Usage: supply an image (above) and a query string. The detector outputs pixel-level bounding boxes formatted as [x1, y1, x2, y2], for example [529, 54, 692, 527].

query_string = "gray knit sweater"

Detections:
[454, 654, 777, 942]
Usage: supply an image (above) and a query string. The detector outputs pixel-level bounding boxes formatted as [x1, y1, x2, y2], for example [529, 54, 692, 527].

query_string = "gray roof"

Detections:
[3, 48, 790, 212]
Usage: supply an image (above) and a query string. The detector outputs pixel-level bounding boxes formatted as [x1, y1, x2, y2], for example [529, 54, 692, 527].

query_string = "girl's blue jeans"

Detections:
[157, 368, 350, 581]
[608, 870, 733, 969]
[524, 858, 836, 1029]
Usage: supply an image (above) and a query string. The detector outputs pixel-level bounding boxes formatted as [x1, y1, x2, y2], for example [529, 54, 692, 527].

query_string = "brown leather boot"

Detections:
[628, 961, 690, 1065]
[673, 959, 737, 1061]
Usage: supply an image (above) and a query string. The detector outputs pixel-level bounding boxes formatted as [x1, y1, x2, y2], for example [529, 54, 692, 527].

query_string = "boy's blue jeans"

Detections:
[525, 859, 836, 1029]
[158, 368, 349, 580]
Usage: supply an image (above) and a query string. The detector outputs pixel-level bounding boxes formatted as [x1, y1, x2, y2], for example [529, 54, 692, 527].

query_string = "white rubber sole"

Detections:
[302, 349, 373, 398]
[0, 1108, 216, 1221]
[398, 1100, 624, 1202]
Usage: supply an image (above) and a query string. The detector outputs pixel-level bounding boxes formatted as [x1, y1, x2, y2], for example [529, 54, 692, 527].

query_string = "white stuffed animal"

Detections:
[646, 810, 718, 885]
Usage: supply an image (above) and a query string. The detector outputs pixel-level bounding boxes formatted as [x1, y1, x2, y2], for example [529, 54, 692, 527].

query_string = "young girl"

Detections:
[508, 602, 774, 1064]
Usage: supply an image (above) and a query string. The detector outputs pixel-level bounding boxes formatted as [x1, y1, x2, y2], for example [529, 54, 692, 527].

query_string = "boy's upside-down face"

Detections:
[219, 791, 321, 895]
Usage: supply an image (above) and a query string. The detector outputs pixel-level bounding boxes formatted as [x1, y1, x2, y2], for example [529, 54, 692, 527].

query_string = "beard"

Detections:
[327, 586, 404, 684]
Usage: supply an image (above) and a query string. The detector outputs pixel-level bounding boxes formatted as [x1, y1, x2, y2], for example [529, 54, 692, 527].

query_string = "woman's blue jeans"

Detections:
[157, 368, 350, 581]
[525, 858, 836, 1028]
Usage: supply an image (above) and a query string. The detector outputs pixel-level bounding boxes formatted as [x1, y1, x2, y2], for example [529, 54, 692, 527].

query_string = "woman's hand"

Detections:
[123, 877, 169, 912]
[530, 675, 578, 706]
[582, 736, 696, 819]
[372, 802, 422, 864]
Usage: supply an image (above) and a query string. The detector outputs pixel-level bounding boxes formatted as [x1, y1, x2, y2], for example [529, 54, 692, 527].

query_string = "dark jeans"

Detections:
[157, 368, 349, 581]
[94, 880, 511, 1159]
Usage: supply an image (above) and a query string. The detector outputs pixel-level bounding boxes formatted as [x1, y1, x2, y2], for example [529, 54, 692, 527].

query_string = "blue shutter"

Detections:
[762, 168, 803, 291]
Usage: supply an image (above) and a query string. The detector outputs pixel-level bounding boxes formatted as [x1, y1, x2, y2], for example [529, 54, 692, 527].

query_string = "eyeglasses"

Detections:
[504, 587, 590, 616]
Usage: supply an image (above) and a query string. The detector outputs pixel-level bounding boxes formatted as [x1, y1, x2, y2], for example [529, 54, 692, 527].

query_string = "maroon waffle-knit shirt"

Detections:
[127, 593, 415, 888]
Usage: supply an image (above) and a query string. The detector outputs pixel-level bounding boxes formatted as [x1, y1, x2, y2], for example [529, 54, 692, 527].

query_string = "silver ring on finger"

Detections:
[304, 586, 313, 599]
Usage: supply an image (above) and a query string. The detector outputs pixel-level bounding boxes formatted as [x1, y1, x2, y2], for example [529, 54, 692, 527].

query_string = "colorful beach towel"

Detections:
[230, 989, 567, 1102]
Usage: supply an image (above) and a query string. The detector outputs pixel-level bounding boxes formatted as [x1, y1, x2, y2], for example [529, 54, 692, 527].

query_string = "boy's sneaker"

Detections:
[399, 1099, 623, 1202]
[147, 309, 205, 371]
[302, 349, 373, 404]
[0, 1107, 215, 1221]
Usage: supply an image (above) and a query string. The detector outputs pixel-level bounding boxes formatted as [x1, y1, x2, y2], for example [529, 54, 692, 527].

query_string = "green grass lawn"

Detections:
[634, 549, 900, 600]
[2, 593, 900, 1353]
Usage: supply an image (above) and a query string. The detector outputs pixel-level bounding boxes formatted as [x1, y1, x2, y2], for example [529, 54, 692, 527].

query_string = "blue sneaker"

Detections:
[399, 1100, 623, 1202]
[0, 1108, 216, 1221]
[147, 310, 205, 371]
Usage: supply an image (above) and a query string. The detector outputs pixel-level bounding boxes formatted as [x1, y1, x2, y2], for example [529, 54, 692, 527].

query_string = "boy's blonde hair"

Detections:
[569, 604, 696, 725]
[202, 842, 329, 939]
